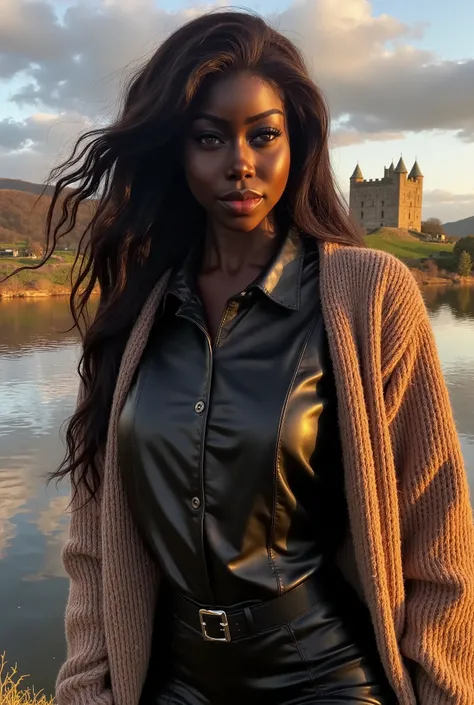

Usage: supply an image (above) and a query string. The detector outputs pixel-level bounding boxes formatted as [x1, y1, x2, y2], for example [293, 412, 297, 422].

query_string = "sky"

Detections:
[0, 0, 473, 223]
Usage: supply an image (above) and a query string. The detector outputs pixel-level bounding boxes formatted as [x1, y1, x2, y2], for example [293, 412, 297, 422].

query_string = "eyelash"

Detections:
[196, 127, 282, 146]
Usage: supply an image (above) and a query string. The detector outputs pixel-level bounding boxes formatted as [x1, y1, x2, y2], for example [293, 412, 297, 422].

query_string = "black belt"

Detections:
[174, 574, 327, 643]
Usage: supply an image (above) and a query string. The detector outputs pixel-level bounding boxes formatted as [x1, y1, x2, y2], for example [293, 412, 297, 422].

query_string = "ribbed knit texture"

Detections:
[56, 243, 474, 705]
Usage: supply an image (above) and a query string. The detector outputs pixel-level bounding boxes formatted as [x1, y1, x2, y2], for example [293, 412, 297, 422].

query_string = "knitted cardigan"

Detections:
[56, 242, 474, 705]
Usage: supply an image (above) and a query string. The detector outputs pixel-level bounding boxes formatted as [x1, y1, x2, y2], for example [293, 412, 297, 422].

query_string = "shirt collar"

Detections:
[250, 228, 304, 310]
[166, 228, 305, 312]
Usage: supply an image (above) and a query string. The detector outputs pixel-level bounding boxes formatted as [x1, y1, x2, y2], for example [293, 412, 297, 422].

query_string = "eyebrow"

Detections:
[192, 109, 284, 126]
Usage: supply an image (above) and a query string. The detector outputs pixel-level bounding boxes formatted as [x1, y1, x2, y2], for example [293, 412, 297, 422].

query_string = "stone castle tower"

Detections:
[349, 157, 423, 232]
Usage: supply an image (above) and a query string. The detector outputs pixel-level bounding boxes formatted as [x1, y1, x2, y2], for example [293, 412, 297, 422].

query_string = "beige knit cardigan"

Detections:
[56, 242, 474, 705]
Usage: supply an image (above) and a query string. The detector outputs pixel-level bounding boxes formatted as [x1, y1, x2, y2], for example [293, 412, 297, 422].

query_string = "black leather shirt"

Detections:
[118, 230, 347, 606]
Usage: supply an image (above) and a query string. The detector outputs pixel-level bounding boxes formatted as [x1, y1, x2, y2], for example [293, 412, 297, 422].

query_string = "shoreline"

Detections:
[2, 272, 474, 299]
[0, 289, 100, 298]
[408, 268, 474, 287]
[0, 290, 100, 299]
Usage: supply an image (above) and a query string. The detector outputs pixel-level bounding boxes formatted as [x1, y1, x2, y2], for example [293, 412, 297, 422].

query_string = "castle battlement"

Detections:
[349, 158, 423, 232]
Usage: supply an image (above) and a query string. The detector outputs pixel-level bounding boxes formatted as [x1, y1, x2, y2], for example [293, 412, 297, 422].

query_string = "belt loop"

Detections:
[244, 606, 255, 633]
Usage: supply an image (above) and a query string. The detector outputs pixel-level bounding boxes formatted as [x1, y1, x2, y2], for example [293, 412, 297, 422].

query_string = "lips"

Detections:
[217, 189, 264, 216]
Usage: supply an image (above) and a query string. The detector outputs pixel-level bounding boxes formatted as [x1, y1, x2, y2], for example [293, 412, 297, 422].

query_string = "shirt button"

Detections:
[194, 400, 205, 414]
[191, 496, 201, 510]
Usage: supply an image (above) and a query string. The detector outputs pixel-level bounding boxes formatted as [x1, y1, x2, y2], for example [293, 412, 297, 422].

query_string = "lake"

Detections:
[1, 288, 473, 698]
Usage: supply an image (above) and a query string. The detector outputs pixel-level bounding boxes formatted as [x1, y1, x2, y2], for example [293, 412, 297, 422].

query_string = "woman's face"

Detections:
[184, 72, 291, 233]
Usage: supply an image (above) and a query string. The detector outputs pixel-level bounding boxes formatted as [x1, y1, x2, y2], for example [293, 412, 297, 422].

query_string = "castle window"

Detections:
[409, 212, 411, 219]
[361, 211, 364, 219]
[381, 210, 384, 218]
[382, 200, 385, 206]
[361, 201, 364, 208]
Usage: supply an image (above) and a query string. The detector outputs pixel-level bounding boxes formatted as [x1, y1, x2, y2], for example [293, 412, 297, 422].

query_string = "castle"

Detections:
[349, 158, 423, 232]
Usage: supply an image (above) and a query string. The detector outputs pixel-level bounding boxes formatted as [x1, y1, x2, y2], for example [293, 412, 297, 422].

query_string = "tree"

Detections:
[30, 242, 44, 258]
[457, 250, 472, 277]
[421, 218, 446, 237]
[453, 235, 474, 263]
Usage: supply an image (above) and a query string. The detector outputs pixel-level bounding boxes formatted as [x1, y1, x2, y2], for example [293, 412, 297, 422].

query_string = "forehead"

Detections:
[196, 72, 284, 120]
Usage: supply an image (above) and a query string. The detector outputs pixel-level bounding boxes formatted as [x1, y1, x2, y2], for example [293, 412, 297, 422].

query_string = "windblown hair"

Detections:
[7, 11, 364, 500]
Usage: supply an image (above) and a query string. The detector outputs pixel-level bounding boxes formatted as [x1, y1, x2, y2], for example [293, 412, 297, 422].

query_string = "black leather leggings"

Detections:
[142, 575, 397, 705]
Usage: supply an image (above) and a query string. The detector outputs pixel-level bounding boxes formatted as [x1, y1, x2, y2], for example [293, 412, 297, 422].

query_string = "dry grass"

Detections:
[0, 654, 54, 705]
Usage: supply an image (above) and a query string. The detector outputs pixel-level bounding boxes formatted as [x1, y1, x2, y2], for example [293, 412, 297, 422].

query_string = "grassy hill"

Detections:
[0, 189, 95, 250]
[0, 187, 96, 297]
[0, 255, 80, 297]
[364, 227, 453, 260]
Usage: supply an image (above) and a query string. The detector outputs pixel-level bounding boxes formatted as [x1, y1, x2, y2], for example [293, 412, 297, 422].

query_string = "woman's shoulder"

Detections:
[320, 241, 428, 362]
[322, 240, 421, 304]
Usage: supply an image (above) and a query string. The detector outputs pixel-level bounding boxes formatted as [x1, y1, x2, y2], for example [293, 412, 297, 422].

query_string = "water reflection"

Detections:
[0, 297, 81, 352]
[423, 286, 474, 321]
[0, 287, 472, 696]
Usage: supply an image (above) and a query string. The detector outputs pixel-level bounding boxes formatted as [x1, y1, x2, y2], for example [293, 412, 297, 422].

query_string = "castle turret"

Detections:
[394, 157, 408, 174]
[350, 163, 364, 182]
[408, 160, 423, 181]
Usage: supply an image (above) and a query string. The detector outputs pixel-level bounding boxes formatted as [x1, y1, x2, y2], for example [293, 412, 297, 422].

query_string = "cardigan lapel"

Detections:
[101, 271, 170, 705]
[318, 242, 409, 698]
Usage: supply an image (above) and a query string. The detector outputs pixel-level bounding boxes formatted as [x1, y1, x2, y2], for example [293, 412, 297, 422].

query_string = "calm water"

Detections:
[0, 289, 473, 697]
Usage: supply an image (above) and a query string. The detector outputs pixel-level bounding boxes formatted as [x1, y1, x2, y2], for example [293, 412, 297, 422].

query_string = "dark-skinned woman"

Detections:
[34, 11, 473, 705]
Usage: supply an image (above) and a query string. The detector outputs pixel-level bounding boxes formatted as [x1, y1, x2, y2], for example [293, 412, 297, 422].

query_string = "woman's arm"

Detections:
[55, 387, 113, 705]
[385, 283, 474, 704]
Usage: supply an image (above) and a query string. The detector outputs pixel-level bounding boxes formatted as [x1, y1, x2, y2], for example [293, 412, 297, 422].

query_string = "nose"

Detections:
[226, 139, 255, 181]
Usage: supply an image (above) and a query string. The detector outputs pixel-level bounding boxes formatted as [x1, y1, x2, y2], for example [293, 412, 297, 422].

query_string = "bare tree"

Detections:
[421, 218, 446, 237]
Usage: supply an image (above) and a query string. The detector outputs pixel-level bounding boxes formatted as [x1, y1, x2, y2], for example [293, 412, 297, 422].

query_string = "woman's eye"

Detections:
[252, 128, 282, 143]
[197, 134, 221, 145]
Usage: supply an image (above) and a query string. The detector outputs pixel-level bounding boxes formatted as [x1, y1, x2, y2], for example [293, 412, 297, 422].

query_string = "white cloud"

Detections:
[423, 190, 474, 222]
[0, 110, 93, 182]
[424, 189, 474, 206]
[331, 129, 406, 148]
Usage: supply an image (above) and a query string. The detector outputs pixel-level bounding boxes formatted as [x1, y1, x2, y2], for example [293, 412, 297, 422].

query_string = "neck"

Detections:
[201, 219, 279, 277]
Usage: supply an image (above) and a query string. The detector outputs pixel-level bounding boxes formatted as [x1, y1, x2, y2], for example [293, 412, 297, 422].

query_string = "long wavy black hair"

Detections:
[5, 10, 364, 500]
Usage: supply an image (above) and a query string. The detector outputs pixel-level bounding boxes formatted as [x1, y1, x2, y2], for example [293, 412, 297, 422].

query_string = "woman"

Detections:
[25, 10, 473, 705]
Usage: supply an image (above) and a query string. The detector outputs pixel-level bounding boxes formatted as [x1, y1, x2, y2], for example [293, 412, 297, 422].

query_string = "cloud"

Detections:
[0, 111, 92, 182]
[422, 190, 474, 222]
[424, 189, 474, 206]
[331, 129, 406, 148]
[0, 0, 474, 181]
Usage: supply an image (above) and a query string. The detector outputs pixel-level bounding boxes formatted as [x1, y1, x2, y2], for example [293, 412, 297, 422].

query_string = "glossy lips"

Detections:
[217, 189, 263, 215]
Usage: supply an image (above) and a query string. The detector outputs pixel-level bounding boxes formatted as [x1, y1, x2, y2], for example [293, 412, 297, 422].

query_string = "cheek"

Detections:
[184, 149, 215, 200]
[267, 145, 291, 197]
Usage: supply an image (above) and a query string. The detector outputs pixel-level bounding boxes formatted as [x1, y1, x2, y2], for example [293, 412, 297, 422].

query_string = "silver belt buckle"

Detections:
[199, 608, 231, 642]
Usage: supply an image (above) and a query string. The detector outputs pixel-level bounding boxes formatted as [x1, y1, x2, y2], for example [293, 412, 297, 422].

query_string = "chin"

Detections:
[221, 215, 269, 234]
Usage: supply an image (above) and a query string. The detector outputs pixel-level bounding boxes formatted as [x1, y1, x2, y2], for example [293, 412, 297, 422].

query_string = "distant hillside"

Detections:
[0, 178, 58, 198]
[443, 215, 474, 238]
[0, 185, 95, 249]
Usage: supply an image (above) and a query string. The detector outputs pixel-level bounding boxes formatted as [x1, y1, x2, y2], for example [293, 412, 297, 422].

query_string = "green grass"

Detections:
[0, 241, 27, 249]
[364, 229, 453, 260]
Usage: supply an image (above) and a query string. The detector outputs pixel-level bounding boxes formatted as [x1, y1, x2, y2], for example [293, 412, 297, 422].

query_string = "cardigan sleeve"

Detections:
[385, 284, 474, 705]
[55, 385, 113, 705]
